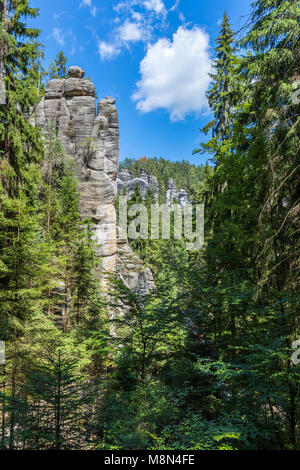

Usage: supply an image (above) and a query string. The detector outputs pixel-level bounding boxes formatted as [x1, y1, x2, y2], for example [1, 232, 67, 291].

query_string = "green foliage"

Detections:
[48, 51, 67, 79]
[1, 350, 99, 449]
[120, 157, 204, 200]
[0, 0, 42, 197]
[189, 2, 300, 450]
[1, 0, 299, 451]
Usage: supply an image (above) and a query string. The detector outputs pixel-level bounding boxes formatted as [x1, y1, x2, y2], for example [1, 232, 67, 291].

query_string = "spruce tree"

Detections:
[71, 223, 103, 329]
[238, 0, 300, 447]
[0, 1, 48, 449]
[0, 191, 54, 448]
[0, 0, 42, 196]
[208, 11, 236, 141]
[20, 351, 97, 449]
[194, 11, 236, 158]
[49, 51, 68, 79]
[187, 1, 300, 450]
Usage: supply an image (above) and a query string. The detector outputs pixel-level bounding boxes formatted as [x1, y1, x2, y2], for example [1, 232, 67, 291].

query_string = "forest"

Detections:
[0, 0, 299, 451]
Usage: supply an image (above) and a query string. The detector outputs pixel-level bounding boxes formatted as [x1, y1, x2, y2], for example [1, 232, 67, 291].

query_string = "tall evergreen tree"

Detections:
[0, 1, 47, 449]
[49, 51, 67, 79]
[208, 11, 236, 141]
[0, 0, 42, 196]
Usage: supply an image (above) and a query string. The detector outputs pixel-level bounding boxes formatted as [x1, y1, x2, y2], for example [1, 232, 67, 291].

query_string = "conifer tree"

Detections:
[0, 192, 53, 448]
[0, 1, 48, 449]
[49, 51, 68, 79]
[71, 223, 103, 329]
[18, 351, 97, 449]
[187, 1, 300, 450]
[0, 0, 42, 196]
[238, 0, 300, 447]
[192, 13, 243, 347]
[54, 170, 82, 332]
[208, 11, 236, 141]
[194, 11, 236, 158]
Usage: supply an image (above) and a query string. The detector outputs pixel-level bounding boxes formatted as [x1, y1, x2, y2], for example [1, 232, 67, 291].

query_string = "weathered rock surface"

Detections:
[166, 178, 178, 206]
[117, 227, 155, 294]
[68, 65, 85, 78]
[30, 66, 154, 295]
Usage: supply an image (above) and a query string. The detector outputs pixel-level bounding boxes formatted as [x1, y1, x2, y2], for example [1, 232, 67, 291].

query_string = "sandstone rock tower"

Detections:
[29, 66, 154, 293]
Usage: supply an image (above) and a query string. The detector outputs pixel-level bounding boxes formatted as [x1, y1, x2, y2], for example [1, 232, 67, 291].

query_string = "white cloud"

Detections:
[131, 11, 144, 22]
[119, 20, 143, 42]
[113, 1, 128, 13]
[170, 0, 180, 11]
[98, 0, 169, 61]
[132, 27, 212, 121]
[144, 0, 166, 16]
[99, 14, 152, 60]
[114, 0, 166, 15]
[80, 0, 97, 16]
[169, 0, 184, 21]
[98, 41, 121, 60]
[50, 27, 65, 46]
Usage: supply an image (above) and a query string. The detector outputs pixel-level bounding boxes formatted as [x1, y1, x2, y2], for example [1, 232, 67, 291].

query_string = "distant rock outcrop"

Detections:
[117, 170, 190, 210]
[29, 66, 154, 295]
[117, 169, 159, 201]
[166, 179, 190, 209]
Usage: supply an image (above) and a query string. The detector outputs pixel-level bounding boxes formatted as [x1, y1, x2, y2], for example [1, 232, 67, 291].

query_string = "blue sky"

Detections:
[30, 0, 253, 164]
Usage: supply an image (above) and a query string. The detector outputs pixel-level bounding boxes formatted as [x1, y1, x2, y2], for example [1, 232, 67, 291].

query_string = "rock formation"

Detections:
[29, 66, 154, 294]
[166, 179, 190, 209]
[117, 169, 159, 200]
[117, 170, 190, 210]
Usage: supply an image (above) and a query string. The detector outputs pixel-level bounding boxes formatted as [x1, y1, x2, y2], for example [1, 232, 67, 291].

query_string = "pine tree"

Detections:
[193, 12, 239, 255]
[49, 51, 67, 79]
[42, 124, 66, 235]
[53, 170, 82, 332]
[49, 168, 104, 333]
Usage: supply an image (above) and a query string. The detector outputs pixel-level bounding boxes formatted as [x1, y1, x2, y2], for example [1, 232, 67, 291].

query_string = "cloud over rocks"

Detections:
[132, 27, 212, 121]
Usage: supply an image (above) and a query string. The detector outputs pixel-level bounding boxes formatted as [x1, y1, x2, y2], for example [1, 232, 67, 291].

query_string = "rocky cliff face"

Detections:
[29, 66, 154, 294]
